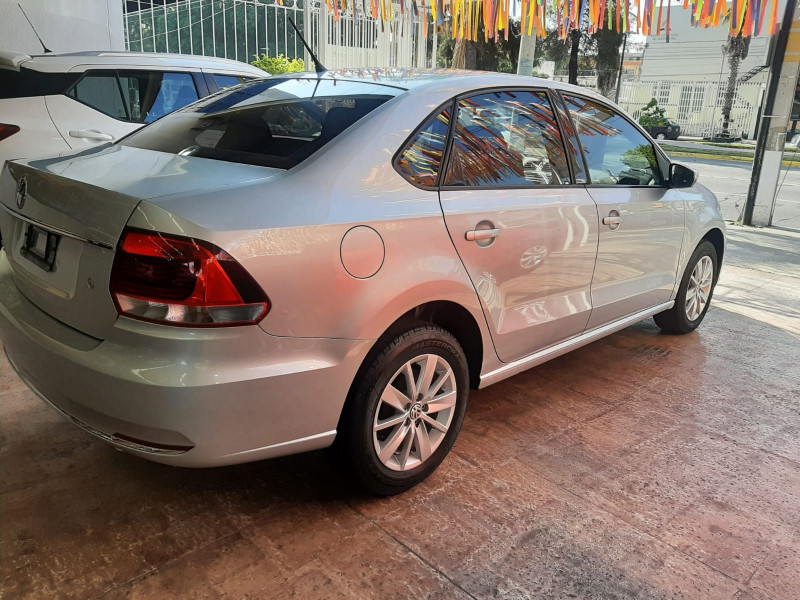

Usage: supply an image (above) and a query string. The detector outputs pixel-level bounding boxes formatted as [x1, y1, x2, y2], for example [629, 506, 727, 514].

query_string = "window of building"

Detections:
[395, 105, 451, 187]
[444, 90, 570, 187]
[655, 81, 671, 106]
[563, 95, 663, 186]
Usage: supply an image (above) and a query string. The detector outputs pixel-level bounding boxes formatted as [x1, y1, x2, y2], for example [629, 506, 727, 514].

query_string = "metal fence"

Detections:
[550, 70, 766, 139]
[617, 77, 765, 139]
[123, 0, 434, 70]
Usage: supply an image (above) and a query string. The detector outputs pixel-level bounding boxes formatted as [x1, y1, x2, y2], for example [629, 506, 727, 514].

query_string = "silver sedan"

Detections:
[0, 70, 725, 494]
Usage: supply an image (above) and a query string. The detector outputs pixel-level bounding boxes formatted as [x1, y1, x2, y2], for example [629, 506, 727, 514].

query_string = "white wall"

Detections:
[0, 0, 124, 54]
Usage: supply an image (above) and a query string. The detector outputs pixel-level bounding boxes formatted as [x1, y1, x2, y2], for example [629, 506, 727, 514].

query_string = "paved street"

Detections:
[677, 156, 800, 230]
[2, 224, 798, 599]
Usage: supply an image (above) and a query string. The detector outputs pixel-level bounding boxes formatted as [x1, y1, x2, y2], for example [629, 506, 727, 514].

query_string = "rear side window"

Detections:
[121, 78, 400, 169]
[0, 68, 80, 99]
[68, 73, 128, 120]
[118, 71, 199, 123]
[213, 74, 250, 90]
[395, 105, 451, 187]
[68, 71, 199, 123]
[444, 90, 571, 187]
[563, 95, 663, 186]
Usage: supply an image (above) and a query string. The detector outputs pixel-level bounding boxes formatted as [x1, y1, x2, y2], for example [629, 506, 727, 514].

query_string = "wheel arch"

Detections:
[701, 227, 725, 274]
[334, 299, 487, 443]
[358, 300, 486, 391]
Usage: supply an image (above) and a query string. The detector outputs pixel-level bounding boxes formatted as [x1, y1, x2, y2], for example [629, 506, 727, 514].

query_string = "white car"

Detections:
[0, 50, 267, 167]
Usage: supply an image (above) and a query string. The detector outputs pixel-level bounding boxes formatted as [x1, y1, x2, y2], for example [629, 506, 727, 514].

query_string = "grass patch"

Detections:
[662, 148, 800, 168]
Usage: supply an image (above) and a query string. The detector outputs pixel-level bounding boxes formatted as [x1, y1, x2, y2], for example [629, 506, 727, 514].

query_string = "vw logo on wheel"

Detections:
[15, 176, 27, 210]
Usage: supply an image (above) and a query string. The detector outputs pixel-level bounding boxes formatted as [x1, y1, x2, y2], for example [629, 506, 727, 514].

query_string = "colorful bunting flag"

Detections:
[322, 0, 779, 41]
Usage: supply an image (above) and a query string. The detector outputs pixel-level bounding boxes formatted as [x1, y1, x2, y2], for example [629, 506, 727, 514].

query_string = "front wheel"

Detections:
[337, 323, 470, 495]
[655, 240, 718, 334]
[656, 132, 667, 140]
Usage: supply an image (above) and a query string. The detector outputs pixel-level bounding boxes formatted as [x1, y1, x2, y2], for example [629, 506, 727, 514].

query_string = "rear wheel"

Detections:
[656, 132, 667, 140]
[338, 324, 469, 495]
[654, 240, 718, 334]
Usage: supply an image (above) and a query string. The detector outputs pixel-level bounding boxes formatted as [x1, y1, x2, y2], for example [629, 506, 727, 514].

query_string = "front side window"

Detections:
[121, 78, 400, 169]
[118, 71, 199, 123]
[395, 105, 451, 187]
[564, 95, 663, 186]
[444, 90, 571, 187]
[68, 73, 127, 120]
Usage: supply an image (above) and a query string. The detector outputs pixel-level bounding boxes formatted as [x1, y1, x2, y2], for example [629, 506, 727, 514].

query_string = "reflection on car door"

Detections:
[562, 94, 685, 330]
[438, 89, 599, 363]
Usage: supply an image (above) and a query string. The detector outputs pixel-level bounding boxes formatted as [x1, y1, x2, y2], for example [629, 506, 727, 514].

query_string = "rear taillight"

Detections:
[0, 124, 21, 142]
[110, 229, 269, 327]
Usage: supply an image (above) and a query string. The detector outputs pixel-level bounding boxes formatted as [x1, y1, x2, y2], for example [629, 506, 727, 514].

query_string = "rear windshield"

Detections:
[0, 68, 80, 99]
[120, 77, 401, 169]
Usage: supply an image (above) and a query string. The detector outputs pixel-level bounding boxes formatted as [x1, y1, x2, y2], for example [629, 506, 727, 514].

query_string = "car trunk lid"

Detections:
[0, 145, 278, 339]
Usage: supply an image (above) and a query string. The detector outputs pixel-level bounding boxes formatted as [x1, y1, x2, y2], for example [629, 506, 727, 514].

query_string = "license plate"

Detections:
[20, 224, 60, 272]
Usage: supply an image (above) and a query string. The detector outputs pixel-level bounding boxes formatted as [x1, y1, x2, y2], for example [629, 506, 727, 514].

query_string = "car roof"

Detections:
[0, 50, 267, 76]
[271, 68, 612, 105]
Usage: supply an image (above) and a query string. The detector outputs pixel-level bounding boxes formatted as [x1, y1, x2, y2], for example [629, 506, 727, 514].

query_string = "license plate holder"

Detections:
[20, 223, 60, 272]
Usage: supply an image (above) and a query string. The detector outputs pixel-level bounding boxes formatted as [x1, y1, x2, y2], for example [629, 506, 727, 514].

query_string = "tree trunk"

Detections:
[721, 32, 751, 138]
[452, 40, 467, 69]
[568, 30, 581, 85]
[452, 40, 477, 70]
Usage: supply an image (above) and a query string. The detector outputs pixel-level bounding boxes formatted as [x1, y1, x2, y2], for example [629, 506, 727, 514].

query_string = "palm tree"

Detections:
[719, 31, 751, 139]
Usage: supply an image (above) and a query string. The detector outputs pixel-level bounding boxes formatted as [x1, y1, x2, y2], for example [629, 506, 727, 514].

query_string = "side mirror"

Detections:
[670, 163, 697, 188]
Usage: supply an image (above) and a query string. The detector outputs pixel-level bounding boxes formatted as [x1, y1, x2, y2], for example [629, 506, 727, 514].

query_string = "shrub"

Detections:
[251, 54, 305, 75]
[638, 98, 670, 128]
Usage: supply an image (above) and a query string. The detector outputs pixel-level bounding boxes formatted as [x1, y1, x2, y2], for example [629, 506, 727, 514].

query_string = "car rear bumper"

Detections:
[0, 252, 371, 467]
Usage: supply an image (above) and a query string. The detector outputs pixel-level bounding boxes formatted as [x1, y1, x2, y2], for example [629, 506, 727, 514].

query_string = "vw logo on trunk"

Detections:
[15, 177, 27, 210]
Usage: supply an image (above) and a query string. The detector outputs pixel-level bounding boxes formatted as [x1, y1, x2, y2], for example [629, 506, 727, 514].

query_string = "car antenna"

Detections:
[288, 17, 325, 74]
[18, 4, 52, 53]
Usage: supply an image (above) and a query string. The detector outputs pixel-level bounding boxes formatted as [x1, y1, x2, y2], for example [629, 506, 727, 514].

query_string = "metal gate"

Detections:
[123, 0, 434, 70]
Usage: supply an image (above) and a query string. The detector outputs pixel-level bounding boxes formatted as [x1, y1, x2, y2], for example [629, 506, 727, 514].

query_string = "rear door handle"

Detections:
[69, 129, 114, 142]
[602, 216, 621, 226]
[465, 228, 501, 242]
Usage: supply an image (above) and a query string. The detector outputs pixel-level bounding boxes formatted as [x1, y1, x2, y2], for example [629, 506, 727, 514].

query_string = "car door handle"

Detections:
[465, 228, 501, 242]
[602, 216, 622, 226]
[69, 129, 114, 142]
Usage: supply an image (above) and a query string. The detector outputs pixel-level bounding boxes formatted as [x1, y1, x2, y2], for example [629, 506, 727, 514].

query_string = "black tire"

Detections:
[654, 240, 718, 334]
[337, 323, 470, 496]
[656, 132, 667, 140]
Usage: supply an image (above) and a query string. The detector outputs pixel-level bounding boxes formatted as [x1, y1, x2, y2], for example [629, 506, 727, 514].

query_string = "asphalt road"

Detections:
[677, 156, 800, 230]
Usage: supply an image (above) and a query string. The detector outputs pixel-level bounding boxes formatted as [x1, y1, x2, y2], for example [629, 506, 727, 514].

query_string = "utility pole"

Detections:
[743, 0, 800, 226]
[615, 32, 628, 104]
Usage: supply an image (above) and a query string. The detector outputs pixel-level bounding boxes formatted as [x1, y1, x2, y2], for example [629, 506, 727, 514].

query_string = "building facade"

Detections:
[0, 0, 124, 54]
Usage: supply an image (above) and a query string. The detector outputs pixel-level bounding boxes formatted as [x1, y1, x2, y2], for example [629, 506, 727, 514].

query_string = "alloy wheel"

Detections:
[372, 354, 457, 471]
[685, 255, 714, 321]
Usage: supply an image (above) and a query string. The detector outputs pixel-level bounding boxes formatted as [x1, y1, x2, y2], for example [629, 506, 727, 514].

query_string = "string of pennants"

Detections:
[305, 0, 782, 41]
